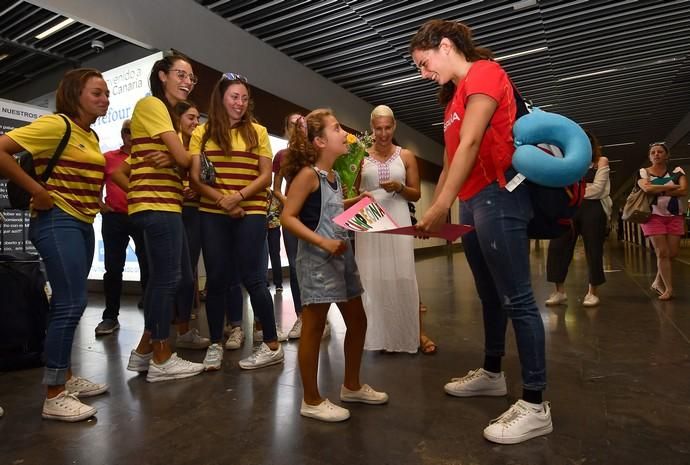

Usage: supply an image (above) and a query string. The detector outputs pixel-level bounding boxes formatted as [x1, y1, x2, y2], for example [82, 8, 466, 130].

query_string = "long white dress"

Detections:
[355, 146, 420, 353]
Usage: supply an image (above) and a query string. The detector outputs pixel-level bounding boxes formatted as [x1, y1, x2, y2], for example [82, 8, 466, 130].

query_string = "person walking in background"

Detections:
[637, 142, 687, 300]
[545, 131, 612, 308]
[281, 108, 388, 423]
[354, 105, 435, 354]
[189, 72, 284, 370]
[265, 187, 284, 292]
[0, 68, 111, 421]
[410, 19, 553, 444]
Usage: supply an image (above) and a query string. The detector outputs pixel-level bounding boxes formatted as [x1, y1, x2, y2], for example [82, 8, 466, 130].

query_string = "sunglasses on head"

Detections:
[222, 72, 248, 83]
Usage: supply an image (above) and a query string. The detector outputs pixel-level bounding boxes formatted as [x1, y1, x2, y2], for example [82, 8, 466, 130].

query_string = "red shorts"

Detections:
[640, 214, 685, 237]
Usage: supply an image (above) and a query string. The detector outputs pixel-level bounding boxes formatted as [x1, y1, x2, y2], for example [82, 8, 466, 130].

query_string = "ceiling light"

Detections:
[35, 18, 75, 40]
[495, 46, 548, 61]
[513, 0, 538, 10]
[608, 159, 622, 163]
[380, 75, 421, 86]
[671, 157, 690, 162]
[558, 68, 619, 82]
[431, 122, 444, 126]
[0, 53, 9, 61]
[600, 142, 636, 148]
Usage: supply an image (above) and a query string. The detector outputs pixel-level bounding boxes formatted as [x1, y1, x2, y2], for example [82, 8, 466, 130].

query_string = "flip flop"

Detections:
[419, 336, 437, 355]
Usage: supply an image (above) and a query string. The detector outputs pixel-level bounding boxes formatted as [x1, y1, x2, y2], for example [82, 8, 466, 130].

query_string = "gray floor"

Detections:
[1, 240, 689, 465]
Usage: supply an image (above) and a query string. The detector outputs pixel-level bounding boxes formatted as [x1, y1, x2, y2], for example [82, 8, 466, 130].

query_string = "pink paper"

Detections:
[333, 197, 473, 241]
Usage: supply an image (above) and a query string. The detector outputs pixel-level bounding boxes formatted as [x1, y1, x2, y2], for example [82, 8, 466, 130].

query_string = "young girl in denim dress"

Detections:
[280, 109, 388, 422]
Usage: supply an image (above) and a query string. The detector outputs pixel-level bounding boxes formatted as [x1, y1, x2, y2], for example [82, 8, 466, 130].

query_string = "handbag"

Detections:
[622, 173, 652, 224]
[199, 139, 216, 186]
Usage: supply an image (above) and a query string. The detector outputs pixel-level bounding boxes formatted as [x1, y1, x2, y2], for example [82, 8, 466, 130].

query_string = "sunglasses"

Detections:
[223, 72, 248, 83]
[169, 69, 198, 85]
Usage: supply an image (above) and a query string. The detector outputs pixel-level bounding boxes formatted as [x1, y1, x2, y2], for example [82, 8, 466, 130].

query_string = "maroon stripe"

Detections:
[130, 185, 182, 194]
[130, 173, 180, 182]
[215, 173, 259, 181]
[131, 137, 162, 145]
[34, 159, 104, 172]
[205, 150, 261, 160]
[243, 206, 267, 212]
[212, 162, 259, 171]
[129, 197, 182, 205]
[46, 185, 101, 197]
[50, 195, 100, 211]
[49, 173, 104, 185]
[131, 149, 170, 159]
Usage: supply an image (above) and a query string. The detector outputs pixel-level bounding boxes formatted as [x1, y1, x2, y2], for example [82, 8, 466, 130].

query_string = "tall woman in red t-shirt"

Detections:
[410, 19, 552, 445]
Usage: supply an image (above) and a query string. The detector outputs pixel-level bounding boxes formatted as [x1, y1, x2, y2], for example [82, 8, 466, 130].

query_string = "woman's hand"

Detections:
[228, 206, 246, 218]
[150, 151, 175, 168]
[380, 180, 404, 193]
[182, 186, 199, 200]
[319, 238, 348, 256]
[32, 188, 54, 211]
[217, 192, 242, 212]
[416, 202, 449, 234]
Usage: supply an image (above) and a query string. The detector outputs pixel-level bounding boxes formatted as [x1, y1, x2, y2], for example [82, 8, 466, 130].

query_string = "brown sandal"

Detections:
[419, 336, 437, 355]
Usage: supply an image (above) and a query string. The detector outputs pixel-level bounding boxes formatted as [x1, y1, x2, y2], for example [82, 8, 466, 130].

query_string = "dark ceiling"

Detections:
[2, 0, 689, 197]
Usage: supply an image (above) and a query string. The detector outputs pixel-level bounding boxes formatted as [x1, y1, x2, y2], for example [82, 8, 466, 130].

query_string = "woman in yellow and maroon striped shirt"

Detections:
[124, 53, 205, 382]
[0, 68, 109, 422]
[189, 73, 283, 371]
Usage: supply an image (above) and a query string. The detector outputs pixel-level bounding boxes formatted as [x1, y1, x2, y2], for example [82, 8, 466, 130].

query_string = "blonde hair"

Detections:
[370, 105, 395, 123]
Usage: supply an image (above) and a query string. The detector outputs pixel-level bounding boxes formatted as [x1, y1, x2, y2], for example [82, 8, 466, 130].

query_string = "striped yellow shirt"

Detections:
[7, 114, 104, 223]
[128, 96, 184, 214]
[189, 122, 272, 215]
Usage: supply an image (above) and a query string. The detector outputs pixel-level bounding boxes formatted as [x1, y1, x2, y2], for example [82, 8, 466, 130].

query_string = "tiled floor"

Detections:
[1, 240, 689, 465]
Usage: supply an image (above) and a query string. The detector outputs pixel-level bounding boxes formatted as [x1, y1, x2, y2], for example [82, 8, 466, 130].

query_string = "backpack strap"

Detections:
[39, 114, 72, 183]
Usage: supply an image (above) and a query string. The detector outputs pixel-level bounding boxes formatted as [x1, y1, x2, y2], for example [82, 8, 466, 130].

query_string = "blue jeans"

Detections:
[282, 228, 301, 314]
[267, 226, 283, 286]
[460, 181, 546, 391]
[29, 207, 94, 386]
[131, 211, 193, 340]
[200, 213, 276, 342]
[101, 212, 148, 320]
[182, 206, 202, 283]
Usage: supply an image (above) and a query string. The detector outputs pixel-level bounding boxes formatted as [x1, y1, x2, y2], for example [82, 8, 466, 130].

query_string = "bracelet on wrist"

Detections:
[238, 190, 245, 200]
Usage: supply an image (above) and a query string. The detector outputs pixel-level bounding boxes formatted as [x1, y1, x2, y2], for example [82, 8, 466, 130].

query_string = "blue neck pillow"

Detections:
[512, 108, 592, 188]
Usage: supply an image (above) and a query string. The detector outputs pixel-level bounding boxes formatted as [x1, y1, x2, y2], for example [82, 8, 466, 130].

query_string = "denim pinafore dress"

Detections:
[295, 168, 363, 306]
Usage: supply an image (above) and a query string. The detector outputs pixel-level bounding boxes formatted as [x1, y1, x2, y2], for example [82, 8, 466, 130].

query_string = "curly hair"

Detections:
[281, 109, 333, 180]
[409, 19, 494, 106]
[201, 77, 257, 156]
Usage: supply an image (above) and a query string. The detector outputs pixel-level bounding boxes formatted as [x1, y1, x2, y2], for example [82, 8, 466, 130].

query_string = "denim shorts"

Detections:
[296, 240, 363, 306]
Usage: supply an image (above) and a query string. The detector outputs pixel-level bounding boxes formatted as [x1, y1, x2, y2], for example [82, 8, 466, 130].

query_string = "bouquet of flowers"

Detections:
[333, 131, 374, 199]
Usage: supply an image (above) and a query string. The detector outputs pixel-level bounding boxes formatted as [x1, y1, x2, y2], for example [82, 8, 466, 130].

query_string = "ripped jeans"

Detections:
[460, 180, 546, 391]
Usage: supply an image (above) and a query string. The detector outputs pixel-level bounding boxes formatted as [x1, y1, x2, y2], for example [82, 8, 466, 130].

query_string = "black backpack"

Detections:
[7, 114, 71, 210]
[509, 83, 586, 239]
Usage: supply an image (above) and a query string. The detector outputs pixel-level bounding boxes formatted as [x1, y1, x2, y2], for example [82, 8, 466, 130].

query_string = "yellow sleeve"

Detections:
[135, 96, 175, 138]
[5, 114, 68, 156]
[256, 125, 272, 159]
[189, 124, 205, 156]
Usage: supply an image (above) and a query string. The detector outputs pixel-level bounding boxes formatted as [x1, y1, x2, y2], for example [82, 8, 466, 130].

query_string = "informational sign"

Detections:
[0, 97, 51, 253]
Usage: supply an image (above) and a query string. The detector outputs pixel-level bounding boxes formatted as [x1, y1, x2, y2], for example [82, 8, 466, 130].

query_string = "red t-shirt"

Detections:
[443, 60, 516, 201]
[103, 147, 129, 213]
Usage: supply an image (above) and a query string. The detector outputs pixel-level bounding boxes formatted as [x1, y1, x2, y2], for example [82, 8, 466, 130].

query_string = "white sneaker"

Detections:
[545, 291, 567, 306]
[288, 316, 302, 339]
[322, 320, 331, 339]
[203, 343, 224, 371]
[444, 368, 507, 397]
[340, 384, 389, 405]
[42, 391, 96, 422]
[239, 343, 284, 370]
[300, 399, 350, 422]
[146, 353, 204, 383]
[483, 400, 553, 444]
[126, 349, 153, 372]
[64, 376, 108, 398]
[253, 327, 288, 342]
[583, 293, 600, 307]
[225, 326, 245, 350]
[176, 328, 211, 349]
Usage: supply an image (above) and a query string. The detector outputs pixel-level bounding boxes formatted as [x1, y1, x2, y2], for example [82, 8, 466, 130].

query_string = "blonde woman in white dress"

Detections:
[355, 105, 436, 354]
